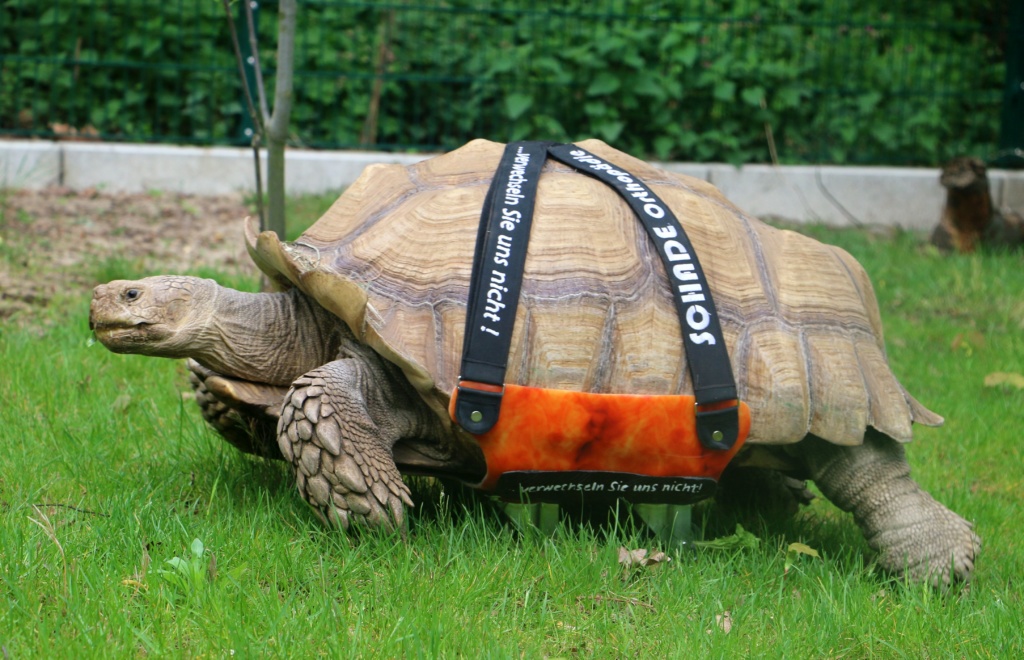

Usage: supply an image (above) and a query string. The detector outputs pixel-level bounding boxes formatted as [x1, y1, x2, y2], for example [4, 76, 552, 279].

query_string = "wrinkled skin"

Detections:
[90, 276, 980, 586]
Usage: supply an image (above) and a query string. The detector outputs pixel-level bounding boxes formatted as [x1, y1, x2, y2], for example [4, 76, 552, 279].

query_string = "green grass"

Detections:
[1, 224, 1022, 657]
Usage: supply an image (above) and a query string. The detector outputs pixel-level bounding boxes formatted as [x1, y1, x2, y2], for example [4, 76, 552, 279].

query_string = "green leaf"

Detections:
[870, 124, 897, 144]
[740, 86, 765, 107]
[623, 51, 645, 69]
[659, 31, 682, 51]
[595, 34, 626, 56]
[534, 56, 566, 79]
[531, 114, 566, 139]
[488, 57, 517, 75]
[504, 93, 533, 121]
[583, 101, 608, 117]
[663, 78, 684, 100]
[713, 80, 736, 102]
[694, 524, 760, 551]
[857, 91, 883, 114]
[775, 86, 804, 109]
[16, 38, 39, 55]
[125, 89, 147, 106]
[596, 120, 625, 143]
[143, 39, 162, 58]
[38, 7, 60, 26]
[509, 123, 531, 142]
[191, 538, 205, 559]
[673, 43, 699, 67]
[784, 542, 820, 574]
[587, 72, 621, 96]
[633, 72, 664, 99]
[653, 135, 675, 160]
[165, 557, 187, 572]
[838, 123, 858, 144]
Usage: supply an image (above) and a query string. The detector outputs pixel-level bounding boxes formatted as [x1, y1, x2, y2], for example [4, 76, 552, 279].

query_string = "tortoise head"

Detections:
[89, 276, 218, 357]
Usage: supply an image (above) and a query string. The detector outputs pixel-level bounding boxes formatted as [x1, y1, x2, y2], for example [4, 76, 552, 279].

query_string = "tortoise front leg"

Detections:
[277, 356, 431, 530]
[800, 430, 980, 586]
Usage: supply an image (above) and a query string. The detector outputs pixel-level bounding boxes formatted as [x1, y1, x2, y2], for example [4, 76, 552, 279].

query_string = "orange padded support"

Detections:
[450, 384, 750, 491]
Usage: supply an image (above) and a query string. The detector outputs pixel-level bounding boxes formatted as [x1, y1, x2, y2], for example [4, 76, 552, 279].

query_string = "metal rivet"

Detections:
[470, 410, 483, 423]
[712, 430, 724, 442]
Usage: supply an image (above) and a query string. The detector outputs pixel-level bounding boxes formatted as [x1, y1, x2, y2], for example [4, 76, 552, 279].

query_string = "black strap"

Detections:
[546, 145, 739, 449]
[457, 142, 740, 450]
[455, 141, 550, 434]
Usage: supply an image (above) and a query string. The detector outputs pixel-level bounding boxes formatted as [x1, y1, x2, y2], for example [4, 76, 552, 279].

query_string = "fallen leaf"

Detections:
[984, 372, 1024, 390]
[715, 610, 733, 634]
[579, 594, 656, 611]
[693, 524, 760, 551]
[617, 547, 671, 568]
[784, 542, 820, 574]
[112, 393, 132, 412]
[950, 332, 985, 354]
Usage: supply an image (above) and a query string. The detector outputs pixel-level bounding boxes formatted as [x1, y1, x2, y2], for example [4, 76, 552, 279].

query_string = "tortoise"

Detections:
[89, 138, 979, 584]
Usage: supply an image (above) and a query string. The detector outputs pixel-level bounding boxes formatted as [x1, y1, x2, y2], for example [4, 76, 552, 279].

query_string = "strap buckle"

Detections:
[694, 400, 741, 450]
[455, 379, 505, 434]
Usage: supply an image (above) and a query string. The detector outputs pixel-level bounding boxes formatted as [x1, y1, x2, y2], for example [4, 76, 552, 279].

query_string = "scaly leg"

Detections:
[801, 430, 980, 586]
[277, 355, 439, 530]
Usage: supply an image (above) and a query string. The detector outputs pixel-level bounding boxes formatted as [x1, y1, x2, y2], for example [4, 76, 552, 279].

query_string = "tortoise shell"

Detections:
[248, 139, 941, 449]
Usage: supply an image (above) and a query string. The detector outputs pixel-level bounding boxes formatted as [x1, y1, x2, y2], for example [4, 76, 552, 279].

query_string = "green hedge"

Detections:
[1, 1, 239, 143]
[0, 0, 1009, 165]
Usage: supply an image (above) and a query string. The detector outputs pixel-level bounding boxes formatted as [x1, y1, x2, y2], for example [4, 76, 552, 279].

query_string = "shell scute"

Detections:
[736, 324, 811, 444]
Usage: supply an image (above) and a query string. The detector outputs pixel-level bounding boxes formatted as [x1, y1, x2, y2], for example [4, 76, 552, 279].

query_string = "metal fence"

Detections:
[1, 0, 1019, 166]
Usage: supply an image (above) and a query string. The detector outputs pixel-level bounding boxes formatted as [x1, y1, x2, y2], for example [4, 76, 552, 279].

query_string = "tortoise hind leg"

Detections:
[277, 355, 439, 531]
[800, 430, 980, 586]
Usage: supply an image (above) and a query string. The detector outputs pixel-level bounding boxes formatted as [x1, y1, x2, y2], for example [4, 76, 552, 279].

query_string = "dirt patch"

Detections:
[1, 186, 260, 323]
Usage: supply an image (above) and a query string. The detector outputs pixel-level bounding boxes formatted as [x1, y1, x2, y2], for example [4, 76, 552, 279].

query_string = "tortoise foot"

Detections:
[867, 488, 980, 588]
[278, 362, 414, 531]
[803, 431, 980, 587]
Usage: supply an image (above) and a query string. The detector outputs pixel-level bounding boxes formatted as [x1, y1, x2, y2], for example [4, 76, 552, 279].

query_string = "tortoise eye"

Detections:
[125, 288, 141, 302]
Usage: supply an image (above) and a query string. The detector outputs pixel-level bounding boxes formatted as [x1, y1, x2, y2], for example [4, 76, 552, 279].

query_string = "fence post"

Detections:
[236, 1, 261, 145]
[996, 0, 1024, 167]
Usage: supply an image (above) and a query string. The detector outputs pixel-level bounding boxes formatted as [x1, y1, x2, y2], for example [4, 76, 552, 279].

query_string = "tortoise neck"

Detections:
[195, 286, 344, 386]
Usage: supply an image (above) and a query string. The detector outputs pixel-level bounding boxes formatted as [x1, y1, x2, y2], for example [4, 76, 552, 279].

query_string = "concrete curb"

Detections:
[3, 139, 1022, 231]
